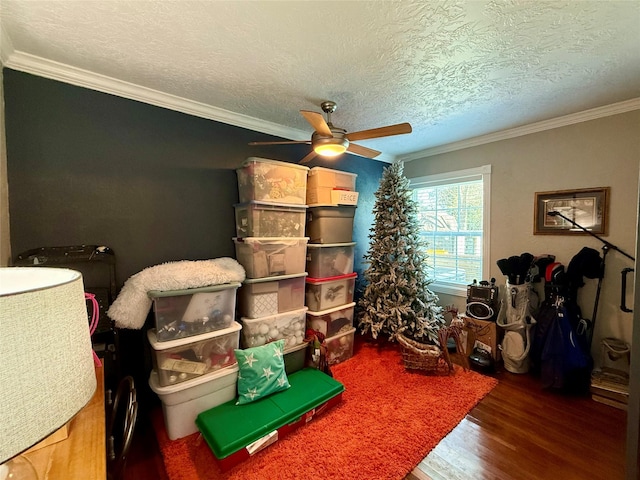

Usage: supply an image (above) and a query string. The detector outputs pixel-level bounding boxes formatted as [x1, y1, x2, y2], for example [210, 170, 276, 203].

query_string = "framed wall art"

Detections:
[534, 187, 610, 235]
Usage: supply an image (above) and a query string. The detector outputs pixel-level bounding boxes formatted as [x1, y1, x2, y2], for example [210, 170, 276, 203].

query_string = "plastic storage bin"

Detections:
[283, 341, 309, 374]
[148, 322, 241, 387]
[326, 327, 356, 365]
[240, 307, 308, 349]
[305, 273, 357, 311]
[233, 237, 308, 279]
[238, 273, 307, 318]
[234, 201, 307, 238]
[149, 364, 239, 440]
[149, 283, 240, 342]
[306, 242, 356, 278]
[307, 167, 358, 205]
[236, 157, 309, 205]
[306, 205, 356, 244]
[306, 302, 355, 338]
[307, 167, 357, 190]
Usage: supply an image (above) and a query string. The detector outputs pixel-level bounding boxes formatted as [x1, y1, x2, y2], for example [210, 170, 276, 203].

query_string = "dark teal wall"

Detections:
[3, 68, 387, 405]
[3, 69, 385, 290]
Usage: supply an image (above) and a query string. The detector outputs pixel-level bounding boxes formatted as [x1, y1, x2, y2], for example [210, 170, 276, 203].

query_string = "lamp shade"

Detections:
[0, 267, 97, 463]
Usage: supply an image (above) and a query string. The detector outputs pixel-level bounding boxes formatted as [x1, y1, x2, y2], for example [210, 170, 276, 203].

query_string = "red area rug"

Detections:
[153, 340, 497, 480]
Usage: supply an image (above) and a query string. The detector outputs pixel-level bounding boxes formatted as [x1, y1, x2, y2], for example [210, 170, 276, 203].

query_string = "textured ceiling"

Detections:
[1, 0, 639, 162]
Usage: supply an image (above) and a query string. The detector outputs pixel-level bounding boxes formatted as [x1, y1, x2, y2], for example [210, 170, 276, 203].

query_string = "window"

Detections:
[410, 165, 491, 296]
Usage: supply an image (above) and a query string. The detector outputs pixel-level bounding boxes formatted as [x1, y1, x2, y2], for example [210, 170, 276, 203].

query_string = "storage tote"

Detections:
[234, 201, 307, 238]
[326, 327, 356, 365]
[149, 364, 239, 440]
[240, 306, 308, 349]
[148, 322, 241, 387]
[236, 157, 309, 205]
[283, 341, 309, 374]
[306, 205, 356, 244]
[306, 242, 355, 278]
[148, 283, 240, 342]
[305, 273, 357, 311]
[238, 272, 307, 318]
[233, 237, 308, 279]
[306, 302, 355, 338]
[307, 167, 357, 205]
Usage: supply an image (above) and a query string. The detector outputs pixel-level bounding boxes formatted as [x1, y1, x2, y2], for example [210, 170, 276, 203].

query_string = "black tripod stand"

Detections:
[548, 210, 635, 348]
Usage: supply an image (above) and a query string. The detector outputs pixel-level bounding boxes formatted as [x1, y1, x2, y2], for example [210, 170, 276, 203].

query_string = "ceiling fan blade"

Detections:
[248, 140, 310, 146]
[299, 151, 318, 164]
[300, 110, 333, 137]
[346, 122, 412, 142]
[347, 143, 381, 158]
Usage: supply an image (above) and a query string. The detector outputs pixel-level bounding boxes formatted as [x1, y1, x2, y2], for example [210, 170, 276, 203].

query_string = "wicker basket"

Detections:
[396, 333, 450, 375]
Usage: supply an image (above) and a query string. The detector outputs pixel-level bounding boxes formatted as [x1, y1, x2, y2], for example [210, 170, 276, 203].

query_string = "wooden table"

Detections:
[24, 366, 106, 479]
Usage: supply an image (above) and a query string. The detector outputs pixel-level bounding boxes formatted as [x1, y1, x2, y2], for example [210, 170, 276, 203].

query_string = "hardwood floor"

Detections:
[124, 365, 626, 480]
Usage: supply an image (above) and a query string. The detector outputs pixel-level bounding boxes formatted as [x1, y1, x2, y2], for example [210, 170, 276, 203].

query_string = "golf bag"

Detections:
[538, 298, 591, 393]
[496, 281, 537, 374]
[530, 261, 593, 393]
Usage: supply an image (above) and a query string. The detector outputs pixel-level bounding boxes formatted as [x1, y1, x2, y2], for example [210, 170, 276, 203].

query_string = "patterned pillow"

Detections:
[235, 339, 290, 405]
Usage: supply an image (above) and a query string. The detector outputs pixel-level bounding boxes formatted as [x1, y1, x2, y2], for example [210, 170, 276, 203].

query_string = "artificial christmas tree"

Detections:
[358, 160, 444, 344]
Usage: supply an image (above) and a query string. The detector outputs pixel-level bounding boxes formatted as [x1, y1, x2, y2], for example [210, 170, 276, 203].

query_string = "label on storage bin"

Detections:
[246, 430, 279, 455]
[160, 358, 208, 375]
[331, 190, 359, 205]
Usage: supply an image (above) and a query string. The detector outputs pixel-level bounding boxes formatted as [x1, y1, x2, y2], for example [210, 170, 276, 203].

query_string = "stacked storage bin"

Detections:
[147, 283, 243, 440]
[305, 167, 358, 365]
[234, 158, 310, 373]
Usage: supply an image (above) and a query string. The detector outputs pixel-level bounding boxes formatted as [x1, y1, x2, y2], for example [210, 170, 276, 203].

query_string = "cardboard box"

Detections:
[461, 316, 503, 362]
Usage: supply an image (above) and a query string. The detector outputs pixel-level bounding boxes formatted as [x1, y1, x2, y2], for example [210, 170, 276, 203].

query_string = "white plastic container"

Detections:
[240, 307, 308, 349]
[234, 201, 307, 238]
[306, 302, 355, 338]
[236, 157, 309, 205]
[148, 283, 240, 342]
[238, 273, 307, 318]
[305, 273, 357, 311]
[306, 205, 356, 244]
[233, 237, 308, 279]
[326, 327, 356, 365]
[149, 364, 239, 440]
[147, 322, 241, 387]
[306, 242, 356, 278]
[307, 167, 358, 205]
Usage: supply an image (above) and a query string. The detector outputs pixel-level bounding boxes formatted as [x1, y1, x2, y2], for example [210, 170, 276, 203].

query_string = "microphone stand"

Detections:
[547, 210, 634, 261]
[547, 210, 635, 348]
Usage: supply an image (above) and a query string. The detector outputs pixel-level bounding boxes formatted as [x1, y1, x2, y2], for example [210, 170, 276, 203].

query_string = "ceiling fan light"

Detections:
[314, 143, 347, 157]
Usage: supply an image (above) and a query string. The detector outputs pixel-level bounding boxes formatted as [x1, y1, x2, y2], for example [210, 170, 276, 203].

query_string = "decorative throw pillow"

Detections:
[235, 339, 290, 405]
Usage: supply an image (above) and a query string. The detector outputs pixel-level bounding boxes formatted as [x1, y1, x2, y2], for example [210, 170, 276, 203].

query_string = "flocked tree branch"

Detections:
[357, 160, 444, 343]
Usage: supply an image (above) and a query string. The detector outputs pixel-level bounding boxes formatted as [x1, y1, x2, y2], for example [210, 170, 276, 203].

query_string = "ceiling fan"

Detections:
[249, 101, 412, 164]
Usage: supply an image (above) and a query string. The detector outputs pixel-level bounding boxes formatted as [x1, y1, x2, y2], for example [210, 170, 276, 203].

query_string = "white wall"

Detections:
[404, 110, 640, 366]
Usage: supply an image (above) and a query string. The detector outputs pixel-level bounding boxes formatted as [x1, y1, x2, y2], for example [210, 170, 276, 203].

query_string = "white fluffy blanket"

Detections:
[107, 257, 245, 329]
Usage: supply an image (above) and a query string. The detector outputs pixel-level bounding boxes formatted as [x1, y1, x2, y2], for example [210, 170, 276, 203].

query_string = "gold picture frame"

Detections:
[534, 187, 610, 235]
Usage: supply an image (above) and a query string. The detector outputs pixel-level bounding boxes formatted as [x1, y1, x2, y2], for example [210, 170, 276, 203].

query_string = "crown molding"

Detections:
[3, 48, 636, 165]
[3, 49, 313, 141]
[0, 27, 14, 67]
[3, 48, 396, 163]
[400, 98, 640, 162]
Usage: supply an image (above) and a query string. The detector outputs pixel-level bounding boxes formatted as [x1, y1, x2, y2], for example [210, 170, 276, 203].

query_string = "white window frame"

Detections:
[409, 165, 492, 297]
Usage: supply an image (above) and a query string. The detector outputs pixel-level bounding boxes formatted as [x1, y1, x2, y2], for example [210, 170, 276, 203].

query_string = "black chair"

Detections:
[107, 376, 138, 480]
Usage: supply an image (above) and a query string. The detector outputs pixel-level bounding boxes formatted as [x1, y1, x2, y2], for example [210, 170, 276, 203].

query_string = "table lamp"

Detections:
[0, 267, 97, 479]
